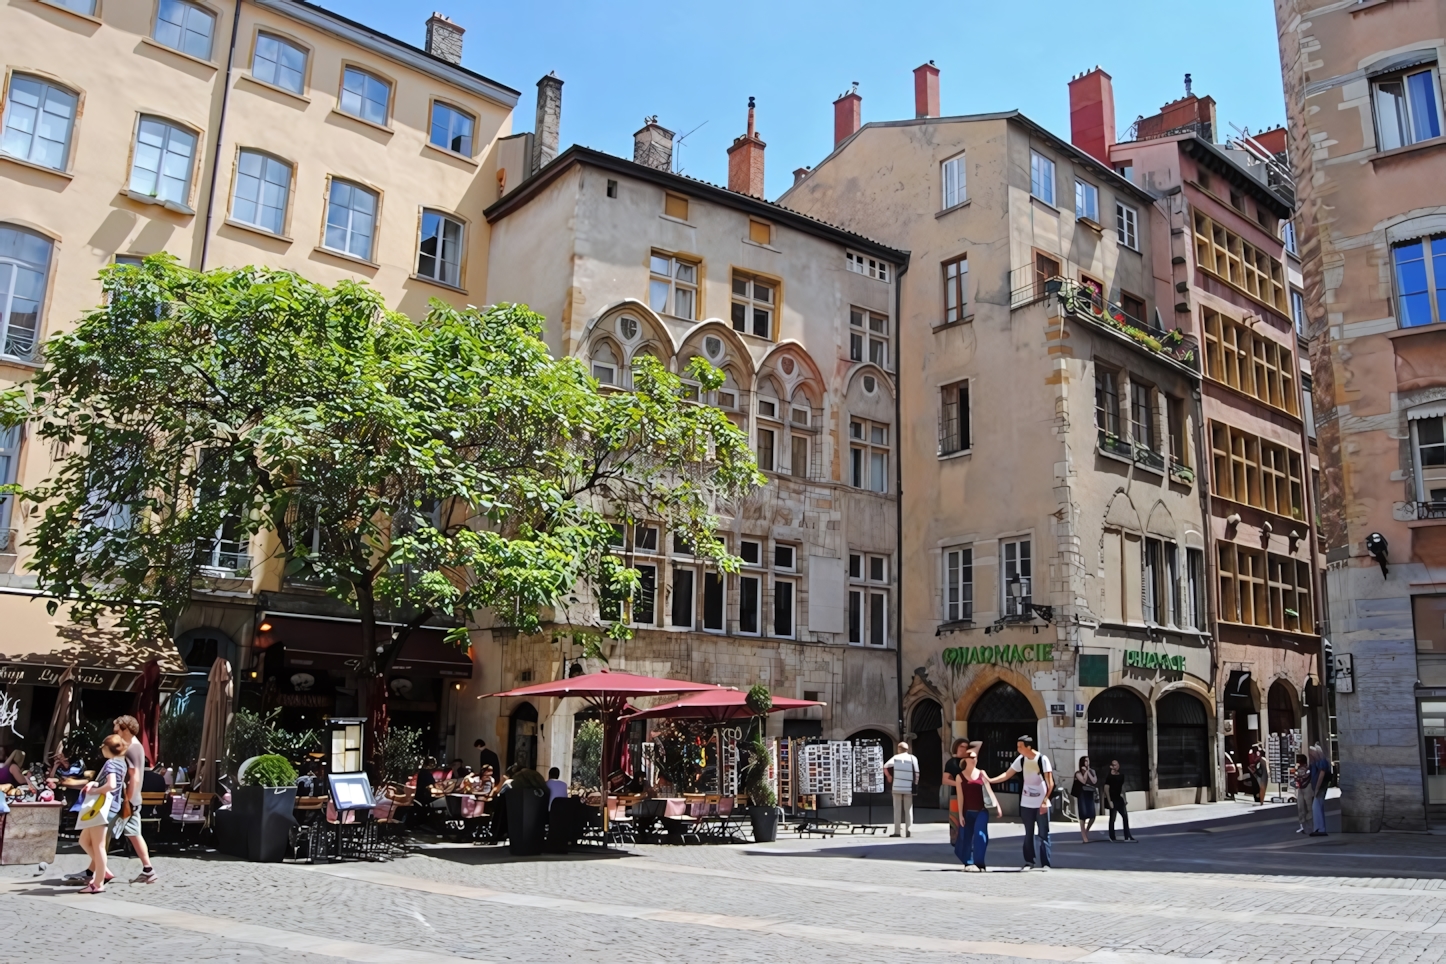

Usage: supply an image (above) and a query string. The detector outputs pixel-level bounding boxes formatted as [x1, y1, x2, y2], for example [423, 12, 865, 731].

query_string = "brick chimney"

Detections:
[424, 13, 463, 65]
[532, 72, 563, 172]
[913, 61, 940, 119]
[1068, 66, 1115, 164]
[633, 116, 674, 171]
[727, 96, 766, 197]
[833, 84, 861, 147]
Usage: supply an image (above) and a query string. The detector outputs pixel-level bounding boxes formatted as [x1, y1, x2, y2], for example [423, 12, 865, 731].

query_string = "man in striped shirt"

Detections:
[884, 741, 921, 837]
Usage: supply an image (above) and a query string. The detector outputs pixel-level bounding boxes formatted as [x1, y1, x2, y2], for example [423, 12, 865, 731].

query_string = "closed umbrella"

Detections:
[133, 658, 161, 765]
[42, 663, 77, 776]
[191, 657, 232, 796]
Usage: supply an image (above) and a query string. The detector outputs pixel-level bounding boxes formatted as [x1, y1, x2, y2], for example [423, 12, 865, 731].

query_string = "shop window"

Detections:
[1087, 688, 1147, 793]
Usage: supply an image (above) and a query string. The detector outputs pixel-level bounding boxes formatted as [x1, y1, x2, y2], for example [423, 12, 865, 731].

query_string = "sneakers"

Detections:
[132, 868, 158, 884]
[1021, 864, 1033, 872]
[1039, 865, 1051, 872]
[889, 832, 901, 838]
[905, 830, 912, 838]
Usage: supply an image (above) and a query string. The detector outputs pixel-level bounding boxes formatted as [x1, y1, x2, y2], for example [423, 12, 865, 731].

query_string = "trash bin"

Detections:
[506, 787, 549, 856]
[229, 786, 298, 862]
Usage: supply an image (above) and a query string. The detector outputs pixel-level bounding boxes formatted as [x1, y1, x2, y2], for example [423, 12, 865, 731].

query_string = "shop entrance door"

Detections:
[1088, 687, 1147, 793]
[908, 699, 943, 807]
[1420, 700, 1446, 810]
[1156, 691, 1209, 790]
[968, 682, 1038, 794]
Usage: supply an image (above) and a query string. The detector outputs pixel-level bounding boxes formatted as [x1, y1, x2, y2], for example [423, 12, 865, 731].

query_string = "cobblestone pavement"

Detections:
[3, 799, 1445, 964]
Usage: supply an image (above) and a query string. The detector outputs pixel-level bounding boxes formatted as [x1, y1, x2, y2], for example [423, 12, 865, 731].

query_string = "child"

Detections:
[73, 734, 128, 893]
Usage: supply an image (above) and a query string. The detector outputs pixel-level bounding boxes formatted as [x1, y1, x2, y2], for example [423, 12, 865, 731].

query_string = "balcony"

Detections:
[1097, 429, 1169, 475]
[1055, 280, 1200, 374]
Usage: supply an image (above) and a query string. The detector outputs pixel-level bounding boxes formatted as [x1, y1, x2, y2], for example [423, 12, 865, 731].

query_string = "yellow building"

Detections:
[0, 0, 518, 759]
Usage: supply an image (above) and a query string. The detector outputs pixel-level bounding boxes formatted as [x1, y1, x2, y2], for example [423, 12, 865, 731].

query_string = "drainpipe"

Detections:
[199, 0, 244, 271]
[893, 257, 909, 740]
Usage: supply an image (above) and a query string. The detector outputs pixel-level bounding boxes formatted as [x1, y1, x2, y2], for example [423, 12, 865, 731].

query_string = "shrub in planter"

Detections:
[241, 754, 298, 787]
[741, 685, 780, 842]
[233, 754, 299, 862]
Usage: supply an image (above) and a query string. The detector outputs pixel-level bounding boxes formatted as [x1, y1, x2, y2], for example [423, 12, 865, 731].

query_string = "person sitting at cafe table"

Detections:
[415, 757, 440, 804]
[448, 758, 468, 780]
[2, 749, 27, 786]
[545, 767, 568, 807]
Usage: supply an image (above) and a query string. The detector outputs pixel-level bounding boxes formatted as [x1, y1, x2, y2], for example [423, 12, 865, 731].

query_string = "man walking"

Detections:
[475, 739, 501, 779]
[1103, 758, 1136, 841]
[884, 740, 920, 838]
[114, 715, 157, 883]
[990, 734, 1053, 870]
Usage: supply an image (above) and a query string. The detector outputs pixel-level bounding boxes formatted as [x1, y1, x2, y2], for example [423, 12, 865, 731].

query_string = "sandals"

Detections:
[79, 882, 105, 894]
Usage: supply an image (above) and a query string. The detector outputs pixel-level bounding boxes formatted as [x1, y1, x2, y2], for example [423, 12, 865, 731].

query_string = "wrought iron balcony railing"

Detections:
[1056, 280, 1200, 373]
[1097, 429, 1171, 475]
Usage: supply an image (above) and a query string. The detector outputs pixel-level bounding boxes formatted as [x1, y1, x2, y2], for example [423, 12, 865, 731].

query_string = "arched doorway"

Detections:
[507, 701, 538, 771]
[1156, 691, 1209, 789]
[1088, 687, 1147, 793]
[968, 682, 1038, 794]
[1223, 669, 1257, 757]
[908, 700, 943, 805]
[1267, 680, 1300, 789]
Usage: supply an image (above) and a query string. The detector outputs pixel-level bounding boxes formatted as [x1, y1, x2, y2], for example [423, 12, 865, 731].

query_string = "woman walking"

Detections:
[953, 748, 1001, 871]
[74, 735, 128, 893]
[1308, 744, 1330, 836]
[1292, 753, 1312, 833]
[1071, 756, 1099, 842]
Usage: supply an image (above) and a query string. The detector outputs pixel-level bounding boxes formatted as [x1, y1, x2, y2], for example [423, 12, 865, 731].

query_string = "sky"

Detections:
[318, 0, 1288, 199]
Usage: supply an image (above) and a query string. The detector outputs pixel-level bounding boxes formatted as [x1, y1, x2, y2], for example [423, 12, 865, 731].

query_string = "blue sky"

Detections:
[320, 0, 1287, 199]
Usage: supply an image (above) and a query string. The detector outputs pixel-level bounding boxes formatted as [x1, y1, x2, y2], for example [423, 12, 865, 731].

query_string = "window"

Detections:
[940, 380, 970, 455]
[1291, 289, 1307, 336]
[1201, 308, 1298, 414]
[0, 425, 19, 533]
[1210, 421, 1305, 519]
[2, 76, 77, 171]
[671, 564, 695, 629]
[49, 0, 96, 12]
[849, 419, 889, 492]
[849, 307, 889, 363]
[1218, 544, 1312, 631]
[846, 251, 890, 282]
[430, 102, 475, 156]
[230, 150, 291, 235]
[590, 342, 618, 385]
[773, 579, 795, 637]
[1230, 190, 1245, 212]
[1143, 538, 1162, 624]
[703, 571, 724, 631]
[1034, 252, 1060, 299]
[1030, 151, 1055, 205]
[1120, 293, 1145, 326]
[1095, 367, 1121, 436]
[1115, 161, 1133, 182]
[942, 153, 965, 209]
[649, 253, 697, 320]
[664, 193, 689, 220]
[129, 117, 196, 206]
[154, 0, 216, 61]
[323, 179, 378, 261]
[739, 573, 760, 635]
[790, 434, 809, 478]
[849, 552, 890, 646]
[1075, 180, 1099, 222]
[774, 544, 796, 570]
[606, 179, 618, 199]
[943, 256, 968, 325]
[749, 220, 772, 245]
[756, 427, 775, 472]
[1130, 381, 1155, 451]
[1186, 547, 1206, 630]
[1116, 202, 1138, 251]
[731, 272, 775, 339]
[1373, 65, 1442, 151]
[943, 546, 973, 622]
[1411, 415, 1446, 501]
[340, 66, 390, 126]
[634, 524, 659, 553]
[1283, 219, 1298, 255]
[1194, 212, 1287, 310]
[1392, 236, 1446, 328]
[417, 210, 464, 287]
[1002, 538, 1031, 617]
[740, 539, 761, 566]
[252, 32, 306, 94]
[1164, 542, 1180, 627]
[1167, 396, 1187, 468]
[631, 564, 657, 626]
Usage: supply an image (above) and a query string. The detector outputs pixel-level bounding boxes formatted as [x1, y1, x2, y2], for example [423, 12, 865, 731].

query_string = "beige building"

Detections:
[0, 0, 518, 760]
[465, 105, 908, 780]
[1277, 0, 1446, 830]
[784, 67, 1215, 810]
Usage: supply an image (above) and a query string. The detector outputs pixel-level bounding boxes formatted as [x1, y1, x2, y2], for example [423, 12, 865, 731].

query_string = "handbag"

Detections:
[76, 787, 113, 830]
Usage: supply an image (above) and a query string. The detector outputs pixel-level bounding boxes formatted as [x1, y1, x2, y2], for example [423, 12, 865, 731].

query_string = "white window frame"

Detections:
[230, 149, 292, 235]
[129, 116, 197, 208]
[1075, 179, 1099, 222]
[417, 209, 464, 287]
[590, 341, 618, 386]
[649, 253, 697, 320]
[252, 32, 307, 94]
[943, 546, 973, 622]
[1291, 289, 1307, 336]
[1030, 151, 1056, 205]
[738, 572, 762, 636]
[848, 551, 891, 646]
[942, 153, 966, 209]
[772, 577, 795, 639]
[1002, 538, 1032, 617]
[1373, 63, 1444, 152]
[1186, 547, 1206, 630]
[774, 543, 797, 571]
[731, 271, 776, 340]
[739, 539, 762, 567]
[846, 251, 890, 282]
[1, 75, 78, 171]
[322, 178, 378, 261]
[154, 0, 216, 61]
[0, 225, 53, 363]
[1116, 202, 1139, 251]
[0, 424, 21, 535]
[430, 100, 476, 157]
[1412, 414, 1446, 502]
[670, 563, 696, 630]
[339, 65, 391, 127]
[849, 418, 890, 493]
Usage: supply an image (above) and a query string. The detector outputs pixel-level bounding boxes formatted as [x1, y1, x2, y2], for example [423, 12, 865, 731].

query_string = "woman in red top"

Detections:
[952, 749, 1002, 872]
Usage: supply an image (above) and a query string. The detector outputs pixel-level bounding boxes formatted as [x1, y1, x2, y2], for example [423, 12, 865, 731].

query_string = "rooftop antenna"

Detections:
[672, 119, 708, 175]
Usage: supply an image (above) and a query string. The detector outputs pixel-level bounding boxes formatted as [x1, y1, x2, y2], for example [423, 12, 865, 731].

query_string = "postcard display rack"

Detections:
[779, 738, 885, 813]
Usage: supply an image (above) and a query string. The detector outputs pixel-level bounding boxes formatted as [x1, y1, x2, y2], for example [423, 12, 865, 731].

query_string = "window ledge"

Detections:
[1351, 0, 1397, 13]
[313, 245, 379, 269]
[1406, 518, 1446, 529]
[1369, 136, 1446, 166]
[119, 189, 195, 216]
[328, 108, 394, 136]
[223, 217, 292, 243]
[658, 213, 693, 227]
[933, 315, 975, 331]
[0, 354, 42, 370]
[140, 36, 219, 71]
[1077, 216, 1104, 233]
[938, 448, 972, 461]
[422, 141, 478, 167]
[1031, 195, 1060, 214]
[238, 73, 311, 105]
[1386, 320, 1446, 340]
[36, 0, 103, 24]
[0, 152, 73, 180]
[409, 272, 468, 295]
[742, 237, 781, 253]
[935, 199, 971, 219]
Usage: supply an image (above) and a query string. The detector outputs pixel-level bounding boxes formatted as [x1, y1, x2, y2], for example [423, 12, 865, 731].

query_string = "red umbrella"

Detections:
[485, 670, 720, 834]
[133, 658, 161, 765]
[623, 688, 824, 724]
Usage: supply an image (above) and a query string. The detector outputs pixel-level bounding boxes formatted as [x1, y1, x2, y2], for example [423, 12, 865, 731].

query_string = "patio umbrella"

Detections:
[42, 663, 77, 775]
[191, 657, 232, 796]
[622, 688, 823, 724]
[133, 658, 161, 765]
[485, 670, 720, 833]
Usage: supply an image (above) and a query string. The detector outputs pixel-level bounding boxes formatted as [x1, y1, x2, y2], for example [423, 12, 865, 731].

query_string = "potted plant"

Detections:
[233, 753, 299, 862]
[740, 684, 780, 843]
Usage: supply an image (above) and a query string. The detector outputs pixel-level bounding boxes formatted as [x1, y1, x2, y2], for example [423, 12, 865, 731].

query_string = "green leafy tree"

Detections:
[0, 257, 761, 723]
[741, 684, 776, 807]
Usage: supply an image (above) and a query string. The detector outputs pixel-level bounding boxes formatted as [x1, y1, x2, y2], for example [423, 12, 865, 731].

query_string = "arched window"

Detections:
[968, 683, 1038, 793]
[1088, 687, 1147, 792]
[787, 389, 817, 479]
[0, 225, 53, 361]
[508, 701, 539, 770]
[590, 341, 618, 386]
[1156, 691, 1209, 789]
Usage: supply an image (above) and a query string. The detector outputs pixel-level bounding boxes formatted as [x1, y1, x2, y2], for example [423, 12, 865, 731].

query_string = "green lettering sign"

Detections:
[1125, 649, 1185, 672]
[941, 643, 1051, 667]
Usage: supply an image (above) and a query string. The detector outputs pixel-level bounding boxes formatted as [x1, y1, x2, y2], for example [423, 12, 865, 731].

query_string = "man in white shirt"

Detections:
[545, 767, 568, 807]
[884, 740, 920, 838]
[989, 734, 1054, 870]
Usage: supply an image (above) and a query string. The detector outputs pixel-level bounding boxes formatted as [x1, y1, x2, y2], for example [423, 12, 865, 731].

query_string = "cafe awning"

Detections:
[0, 592, 187, 692]
[257, 613, 473, 679]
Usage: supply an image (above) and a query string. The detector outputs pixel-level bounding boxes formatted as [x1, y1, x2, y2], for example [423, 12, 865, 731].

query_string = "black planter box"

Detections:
[231, 785, 298, 862]
[749, 806, 780, 843]
[506, 787, 549, 856]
